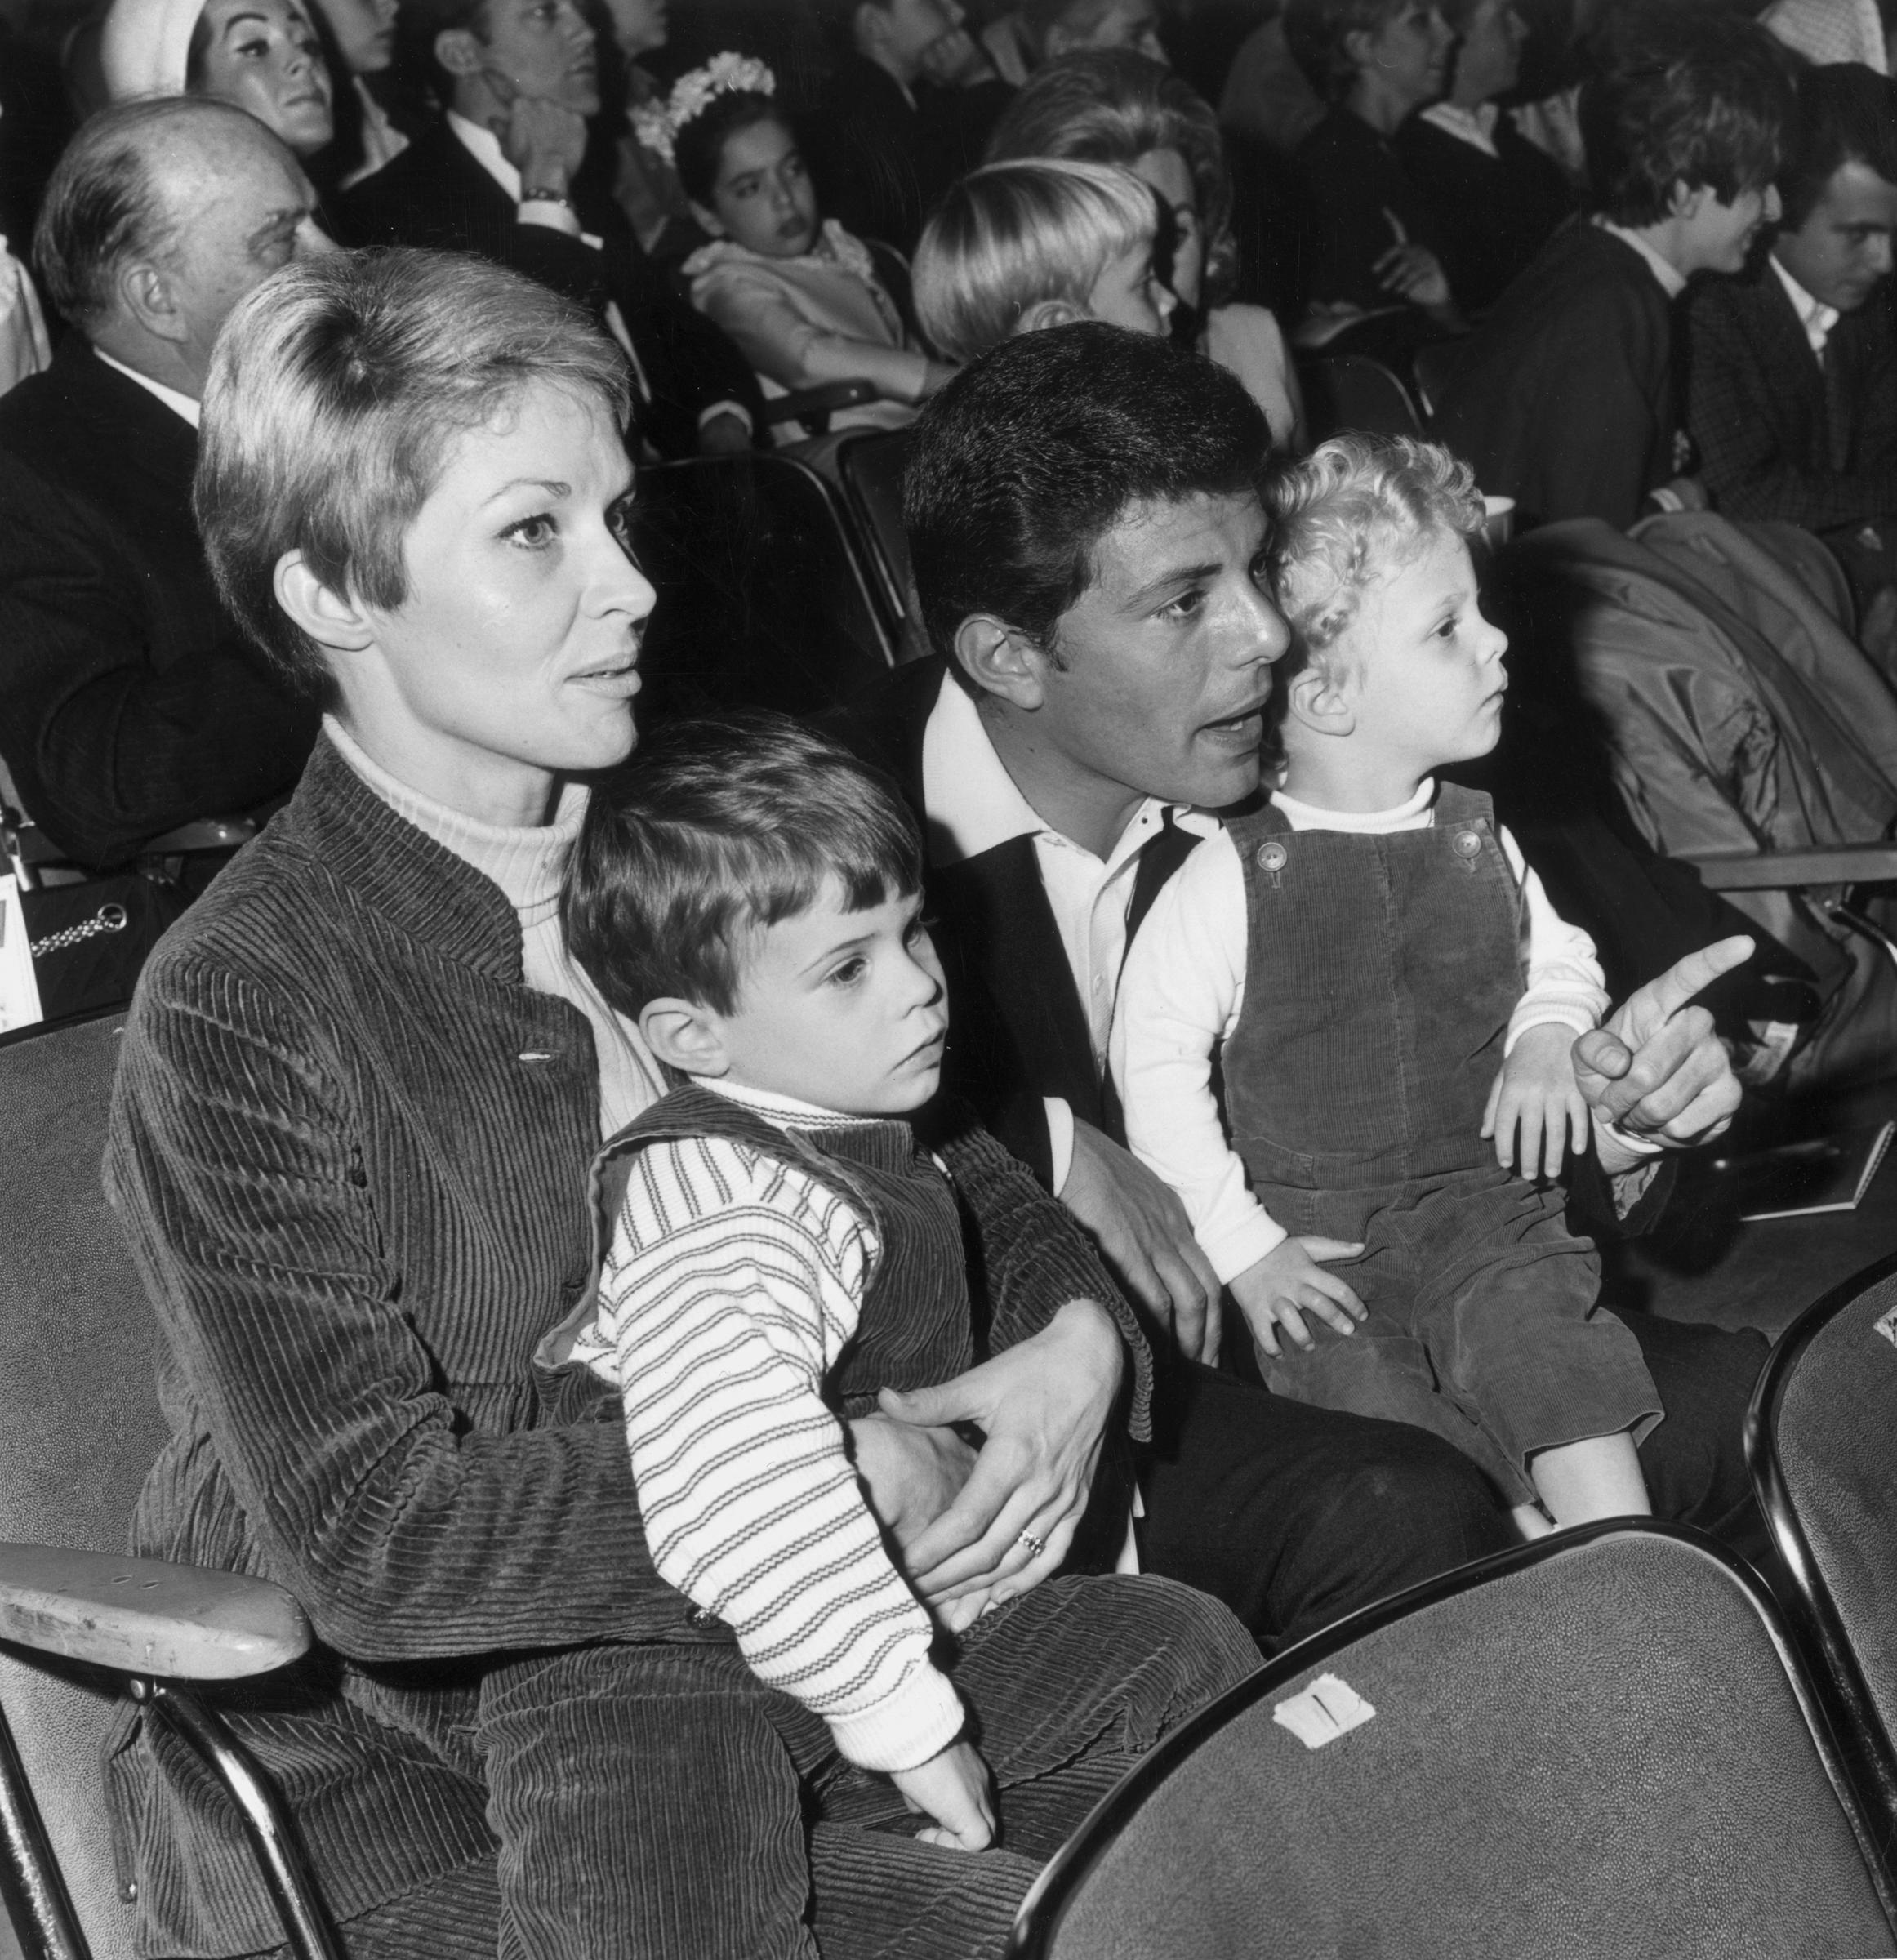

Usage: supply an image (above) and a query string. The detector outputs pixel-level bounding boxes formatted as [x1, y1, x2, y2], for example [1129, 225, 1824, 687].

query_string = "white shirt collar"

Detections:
[1418, 100, 1500, 158]
[1595, 216, 1689, 301]
[1769, 251, 1841, 358]
[920, 670, 1216, 868]
[92, 345, 200, 428]
[448, 109, 521, 199]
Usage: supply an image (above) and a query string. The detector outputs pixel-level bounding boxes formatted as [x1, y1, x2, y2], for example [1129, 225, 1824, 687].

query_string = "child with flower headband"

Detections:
[639, 54, 955, 443]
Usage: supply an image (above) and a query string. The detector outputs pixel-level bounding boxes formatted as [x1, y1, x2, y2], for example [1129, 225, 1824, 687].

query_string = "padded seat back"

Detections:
[1013, 1526, 1896, 1959]
[630, 453, 895, 727]
[0, 1013, 158, 1958]
[1296, 354, 1424, 443]
[1752, 1254, 1897, 1848]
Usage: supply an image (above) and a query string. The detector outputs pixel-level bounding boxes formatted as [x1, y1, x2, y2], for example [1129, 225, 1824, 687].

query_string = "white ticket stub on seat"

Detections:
[0, 875, 45, 1035]
[1273, 1673, 1376, 1749]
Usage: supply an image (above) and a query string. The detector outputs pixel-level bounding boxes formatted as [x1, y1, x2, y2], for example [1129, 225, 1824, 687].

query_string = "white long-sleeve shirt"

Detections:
[569, 1079, 964, 1774]
[1111, 781, 1612, 1284]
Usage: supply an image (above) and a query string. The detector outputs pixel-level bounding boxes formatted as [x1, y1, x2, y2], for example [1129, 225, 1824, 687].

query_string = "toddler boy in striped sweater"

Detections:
[552, 710, 1189, 1873]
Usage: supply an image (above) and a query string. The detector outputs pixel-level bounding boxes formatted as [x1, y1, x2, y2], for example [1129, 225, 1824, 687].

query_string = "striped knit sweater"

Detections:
[572, 1080, 967, 1772]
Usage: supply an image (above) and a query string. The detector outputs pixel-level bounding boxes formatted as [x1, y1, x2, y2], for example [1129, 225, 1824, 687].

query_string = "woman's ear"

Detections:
[688, 198, 727, 238]
[952, 613, 1049, 711]
[1013, 296, 1087, 336]
[639, 998, 730, 1078]
[274, 550, 376, 654]
[1285, 661, 1355, 739]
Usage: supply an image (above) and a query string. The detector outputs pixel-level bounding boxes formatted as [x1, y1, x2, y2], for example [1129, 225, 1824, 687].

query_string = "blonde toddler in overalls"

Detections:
[1112, 434, 1664, 1536]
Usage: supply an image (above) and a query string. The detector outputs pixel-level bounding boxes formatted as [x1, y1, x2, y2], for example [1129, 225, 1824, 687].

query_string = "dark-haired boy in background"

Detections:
[1434, 8, 1794, 531]
[1685, 59, 1897, 669]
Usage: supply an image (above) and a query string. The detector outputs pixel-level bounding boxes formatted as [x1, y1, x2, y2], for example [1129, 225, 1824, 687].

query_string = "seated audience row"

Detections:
[93, 238, 1772, 1953]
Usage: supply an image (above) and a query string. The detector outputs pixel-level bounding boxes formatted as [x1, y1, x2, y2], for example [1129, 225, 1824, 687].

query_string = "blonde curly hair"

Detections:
[1265, 434, 1485, 669]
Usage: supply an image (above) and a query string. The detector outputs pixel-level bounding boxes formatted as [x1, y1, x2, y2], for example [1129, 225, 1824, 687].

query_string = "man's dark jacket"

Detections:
[824, 658, 1211, 1186]
[1433, 217, 1680, 531]
[339, 118, 762, 460]
[0, 339, 318, 866]
[1685, 258, 1897, 535]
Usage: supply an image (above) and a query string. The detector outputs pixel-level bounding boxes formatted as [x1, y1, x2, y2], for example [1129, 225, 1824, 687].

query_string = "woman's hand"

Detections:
[873, 1298, 1123, 1626]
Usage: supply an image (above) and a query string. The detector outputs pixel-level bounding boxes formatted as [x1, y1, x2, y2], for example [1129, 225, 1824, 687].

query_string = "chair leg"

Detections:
[0, 1699, 88, 1960]
[137, 1682, 345, 1960]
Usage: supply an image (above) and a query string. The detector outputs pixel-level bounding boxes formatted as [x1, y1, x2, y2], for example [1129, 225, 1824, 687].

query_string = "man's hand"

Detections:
[487, 68, 587, 195]
[874, 1298, 1121, 1625]
[1228, 1237, 1365, 1361]
[1483, 1021, 1590, 1178]
[893, 1739, 995, 1851]
[1062, 1119, 1222, 1363]
[1575, 936, 1753, 1173]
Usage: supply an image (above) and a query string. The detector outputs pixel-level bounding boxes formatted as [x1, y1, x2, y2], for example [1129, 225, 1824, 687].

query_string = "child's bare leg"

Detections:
[1510, 1502, 1554, 1541]
[1527, 1432, 1651, 1529]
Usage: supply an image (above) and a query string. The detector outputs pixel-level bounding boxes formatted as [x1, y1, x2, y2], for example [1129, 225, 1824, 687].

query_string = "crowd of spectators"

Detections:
[1, 0, 1895, 1953]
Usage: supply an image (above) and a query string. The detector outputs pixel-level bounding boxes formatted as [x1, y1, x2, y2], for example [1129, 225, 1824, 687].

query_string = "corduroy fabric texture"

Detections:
[100, 734, 1186, 1957]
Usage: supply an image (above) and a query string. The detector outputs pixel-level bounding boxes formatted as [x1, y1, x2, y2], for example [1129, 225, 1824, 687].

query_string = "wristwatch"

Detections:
[519, 187, 572, 208]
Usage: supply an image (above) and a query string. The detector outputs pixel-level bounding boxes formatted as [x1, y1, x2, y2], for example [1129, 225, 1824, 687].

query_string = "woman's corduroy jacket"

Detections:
[101, 733, 1147, 1955]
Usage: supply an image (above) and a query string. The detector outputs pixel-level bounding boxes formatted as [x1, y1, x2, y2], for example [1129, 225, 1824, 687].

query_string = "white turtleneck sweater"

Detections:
[324, 716, 665, 1135]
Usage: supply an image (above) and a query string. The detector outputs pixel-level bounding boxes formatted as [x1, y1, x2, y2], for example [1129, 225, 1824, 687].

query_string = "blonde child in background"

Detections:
[911, 155, 1175, 362]
[1112, 434, 1694, 1539]
[640, 54, 954, 443]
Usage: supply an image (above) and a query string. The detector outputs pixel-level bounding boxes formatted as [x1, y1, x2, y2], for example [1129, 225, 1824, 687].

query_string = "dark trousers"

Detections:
[286, 1575, 1256, 1959]
[1138, 1306, 1770, 1653]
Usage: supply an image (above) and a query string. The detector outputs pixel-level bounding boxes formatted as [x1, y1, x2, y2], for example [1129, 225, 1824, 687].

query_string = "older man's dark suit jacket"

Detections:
[824, 657, 1200, 1190]
[1685, 259, 1897, 535]
[0, 338, 318, 867]
[339, 118, 762, 461]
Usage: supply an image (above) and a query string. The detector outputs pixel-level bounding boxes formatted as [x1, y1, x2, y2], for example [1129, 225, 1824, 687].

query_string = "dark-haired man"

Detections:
[0, 98, 323, 866]
[1685, 60, 1897, 647]
[340, 0, 759, 459]
[830, 323, 1770, 1646]
[1434, 9, 1793, 530]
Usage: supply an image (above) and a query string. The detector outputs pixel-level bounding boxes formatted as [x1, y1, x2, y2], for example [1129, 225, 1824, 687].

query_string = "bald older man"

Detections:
[0, 97, 323, 869]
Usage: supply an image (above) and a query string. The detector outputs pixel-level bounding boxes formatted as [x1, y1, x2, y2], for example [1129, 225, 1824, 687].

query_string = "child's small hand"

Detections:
[1483, 1022, 1591, 1179]
[1230, 1238, 1367, 1360]
[892, 1739, 995, 1852]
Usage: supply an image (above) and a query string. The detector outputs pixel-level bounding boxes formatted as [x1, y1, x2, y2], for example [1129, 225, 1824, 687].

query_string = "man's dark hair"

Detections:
[1778, 60, 1897, 232]
[1281, 0, 1414, 105]
[33, 96, 256, 331]
[904, 322, 1270, 673]
[1577, 7, 1793, 225]
[564, 711, 924, 1019]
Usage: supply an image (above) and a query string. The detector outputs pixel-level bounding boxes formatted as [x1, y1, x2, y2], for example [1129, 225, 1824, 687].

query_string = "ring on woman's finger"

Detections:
[1017, 1530, 1047, 1558]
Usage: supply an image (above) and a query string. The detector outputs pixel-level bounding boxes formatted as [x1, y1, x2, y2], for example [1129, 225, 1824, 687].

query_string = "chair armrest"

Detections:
[760, 379, 879, 430]
[0, 1544, 310, 1681]
[1681, 844, 1897, 890]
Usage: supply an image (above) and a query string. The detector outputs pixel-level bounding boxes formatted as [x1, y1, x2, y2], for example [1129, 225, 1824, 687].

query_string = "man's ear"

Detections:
[952, 612, 1049, 711]
[434, 26, 485, 80]
[639, 998, 730, 1078]
[117, 258, 185, 345]
[1342, 25, 1376, 74]
[274, 550, 378, 655]
[1013, 296, 1087, 335]
[1668, 179, 1708, 220]
[1284, 661, 1354, 739]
